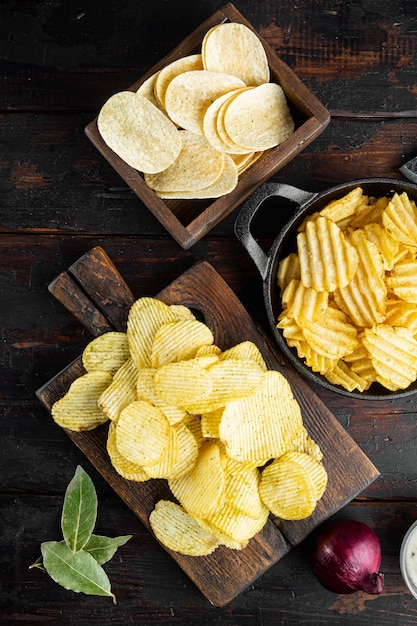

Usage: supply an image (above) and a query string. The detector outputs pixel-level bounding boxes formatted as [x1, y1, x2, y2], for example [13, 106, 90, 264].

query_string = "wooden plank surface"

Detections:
[37, 248, 379, 606]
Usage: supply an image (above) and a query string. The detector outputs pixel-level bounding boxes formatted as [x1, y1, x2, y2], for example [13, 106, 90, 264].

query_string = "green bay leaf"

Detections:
[84, 534, 132, 565]
[41, 540, 116, 602]
[61, 465, 97, 552]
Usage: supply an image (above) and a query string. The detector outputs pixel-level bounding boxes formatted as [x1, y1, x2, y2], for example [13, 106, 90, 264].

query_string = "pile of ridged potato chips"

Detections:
[97, 22, 294, 199]
[277, 187, 417, 393]
[51, 296, 327, 556]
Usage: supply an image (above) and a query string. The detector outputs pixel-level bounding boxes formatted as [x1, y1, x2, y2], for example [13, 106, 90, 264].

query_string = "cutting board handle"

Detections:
[235, 182, 316, 280]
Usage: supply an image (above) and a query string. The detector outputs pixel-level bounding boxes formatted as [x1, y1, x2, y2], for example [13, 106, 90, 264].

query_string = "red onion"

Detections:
[310, 519, 384, 594]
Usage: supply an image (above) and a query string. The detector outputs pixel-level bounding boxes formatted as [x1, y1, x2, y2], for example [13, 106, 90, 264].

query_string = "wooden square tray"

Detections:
[36, 247, 378, 606]
[85, 3, 330, 249]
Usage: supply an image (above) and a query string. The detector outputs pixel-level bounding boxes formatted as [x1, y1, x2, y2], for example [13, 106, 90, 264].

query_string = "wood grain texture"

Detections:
[3, 0, 417, 622]
[37, 249, 379, 606]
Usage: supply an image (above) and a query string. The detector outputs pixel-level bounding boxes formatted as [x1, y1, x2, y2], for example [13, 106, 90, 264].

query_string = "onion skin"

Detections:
[310, 519, 384, 595]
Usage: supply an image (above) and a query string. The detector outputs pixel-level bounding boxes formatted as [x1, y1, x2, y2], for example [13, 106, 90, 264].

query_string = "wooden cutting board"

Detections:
[36, 246, 380, 606]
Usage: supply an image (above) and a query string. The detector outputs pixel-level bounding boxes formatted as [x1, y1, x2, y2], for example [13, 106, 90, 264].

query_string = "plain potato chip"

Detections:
[144, 130, 225, 193]
[164, 70, 246, 135]
[223, 83, 294, 151]
[136, 71, 163, 110]
[156, 153, 238, 199]
[51, 371, 112, 431]
[154, 54, 203, 109]
[203, 89, 251, 153]
[82, 331, 130, 373]
[149, 500, 219, 556]
[202, 22, 270, 86]
[97, 91, 182, 173]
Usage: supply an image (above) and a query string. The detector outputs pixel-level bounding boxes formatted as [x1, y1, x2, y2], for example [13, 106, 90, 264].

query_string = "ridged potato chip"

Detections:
[297, 215, 359, 292]
[154, 360, 212, 408]
[150, 318, 214, 368]
[127, 297, 178, 368]
[224, 465, 264, 519]
[283, 451, 327, 501]
[202, 22, 270, 86]
[277, 252, 301, 294]
[319, 186, 365, 223]
[324, 359, 371, 393]
[98, 358, 138, 421]
[116, 400, 170, 466]
[169, 442, 225, 518]
[106, 422, 150, 482]
[165, 421, 200, 479]
[207, 499, 269, 544]
[362, 324, 417, 390]
[259, 456, 317, 520]
[82, 331, 130, 373]
[220, 340, 267, 370]
[387, 258, 417, 303]
[282, 278, 329, 325]
[51, 371, 112, 431]
[149, 500, 219, 556]
[301, 305, 358, 360]
[287, 426, 323, 461]
[219, 370, 303, 463]
[382, 192, 417, 247]
[97, 91, 182, 173]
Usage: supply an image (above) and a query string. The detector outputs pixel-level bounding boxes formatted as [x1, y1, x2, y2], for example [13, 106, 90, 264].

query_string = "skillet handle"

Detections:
[235, 182, 316, 280]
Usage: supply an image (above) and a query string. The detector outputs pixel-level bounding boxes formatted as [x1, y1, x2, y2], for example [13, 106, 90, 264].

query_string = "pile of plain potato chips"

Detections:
[97, 22, 295, 199]
[51, 296, 326, 556]
[277, 187, 417, 393]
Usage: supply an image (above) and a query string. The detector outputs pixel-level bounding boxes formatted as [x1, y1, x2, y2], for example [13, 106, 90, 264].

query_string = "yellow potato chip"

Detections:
[169, 304, 196, 321]
[224, 465, 265, 519]
[106, 422, 150, 482]
[154, 54, 203, 109]
[200, 408, 223, 439]
[98, 358, 138, 421]
[301, 305, 359, 360]
[149, 500, 219, 556]
[156, 153, 238, 199]
[382, 192, 417, 247]
[319, 186, 364, 223]
[282, 278, 329, 325]
[324, 359, 371, 392]
[223, 83, 294, 151]
[136, 71, 163, 110]
[136, 367, 187, 425]
[220, 340, 267, 370]
[207, 499, 269, 543]
[219, 370, 303, 463]
[51, 371, 112, 431]
[295, 339, 339, 375]
[385, 298, 417, 337]
[144, 130, 225, 193]
[277, 252, 301, 294]
[127, 297, 178, 368]
[194, 516, 248, 550]
[297, 215, 359, 291]
[154, 360, 212, 408]
[165, 421, 200, 479]
[283, 451, 327, 501]
[150, 318, 214, 368]
[202, 22, 270, 86]
[259, 457, 317, 520]
[82, 331, 130, 373]
[203, 89, 252, 154]
[363, 324, 417, 390]
[169, 442, 225, 518]
[287, 426, 323, 462]
[97, 91, 182, 173]
[164, 69, 246, 135]
[142, 423, 180, 479]
[387, 258, 417, 303]
[116, 400, 170, 466]
[363, 222, 399, 271]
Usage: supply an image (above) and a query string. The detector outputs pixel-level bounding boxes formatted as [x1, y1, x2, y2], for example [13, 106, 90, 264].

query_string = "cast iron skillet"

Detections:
[235, 177, 417, 399]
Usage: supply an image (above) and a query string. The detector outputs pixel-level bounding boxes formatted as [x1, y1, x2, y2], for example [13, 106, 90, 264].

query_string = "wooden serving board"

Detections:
[37, 247, 380, 606]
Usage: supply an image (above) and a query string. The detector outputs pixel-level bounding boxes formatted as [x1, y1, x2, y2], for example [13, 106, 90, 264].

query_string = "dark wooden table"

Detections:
[2, 1, 417, 624]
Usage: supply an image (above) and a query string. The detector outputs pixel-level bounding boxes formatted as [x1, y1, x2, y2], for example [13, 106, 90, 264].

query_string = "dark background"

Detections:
[2, 1, 417, 624]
